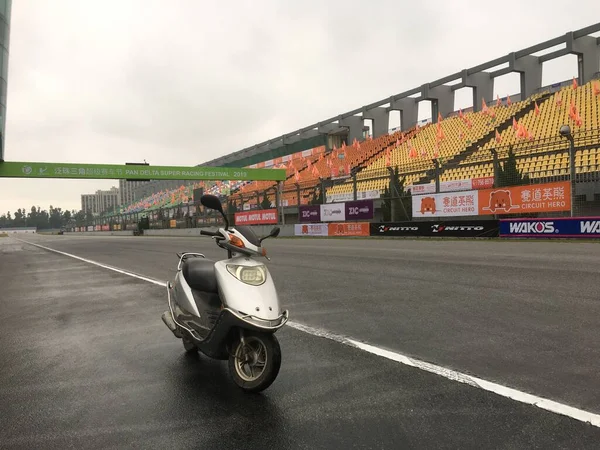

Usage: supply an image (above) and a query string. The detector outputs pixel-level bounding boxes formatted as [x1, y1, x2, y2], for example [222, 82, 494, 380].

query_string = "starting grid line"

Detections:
[16, 237, 600, 429]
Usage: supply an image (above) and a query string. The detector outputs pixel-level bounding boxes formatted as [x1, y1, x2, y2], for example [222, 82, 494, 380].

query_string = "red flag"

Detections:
[593, 82, 600, 96]
[437, 112, 443, 123]
[458, 109, 464, 119]
[512, 117, 518, 130]
[507, 95, 512, 106]
[534, 101, 540, 115]
[496, 95, 501, 107]
[495, 129, 501, 143]
[572, 77, 578, 89]
[481, 98, 488, 114]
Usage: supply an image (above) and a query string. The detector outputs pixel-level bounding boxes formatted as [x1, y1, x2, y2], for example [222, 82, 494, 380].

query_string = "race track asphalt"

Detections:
[1, 234, 599, 449]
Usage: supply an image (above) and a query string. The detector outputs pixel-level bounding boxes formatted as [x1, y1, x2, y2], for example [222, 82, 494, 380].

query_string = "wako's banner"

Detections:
[412, 181, 571, 218]
[0, 161, 286, 181]
[234, 209, 278, 225]
[500, 217, 600, 238]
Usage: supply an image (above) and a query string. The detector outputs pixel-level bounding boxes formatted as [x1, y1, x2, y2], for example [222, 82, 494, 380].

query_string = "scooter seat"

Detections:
[182, 258, 218, 293]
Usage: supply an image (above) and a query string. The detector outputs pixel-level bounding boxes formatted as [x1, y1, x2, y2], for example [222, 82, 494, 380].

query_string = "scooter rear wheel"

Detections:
[229, 331, 281, 393]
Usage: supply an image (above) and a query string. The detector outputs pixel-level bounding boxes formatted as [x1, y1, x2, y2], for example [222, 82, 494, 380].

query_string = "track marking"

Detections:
[17, 238, 600, 428]
[18, 239, 165, 287]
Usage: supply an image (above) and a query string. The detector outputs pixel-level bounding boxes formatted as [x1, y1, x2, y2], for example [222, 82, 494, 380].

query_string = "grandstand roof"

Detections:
[199, 22, 600, 170]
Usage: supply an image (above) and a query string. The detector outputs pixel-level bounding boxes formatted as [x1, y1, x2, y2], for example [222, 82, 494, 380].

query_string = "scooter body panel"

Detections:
[215, 256, 282, 321]
[172, 270, 200, 317]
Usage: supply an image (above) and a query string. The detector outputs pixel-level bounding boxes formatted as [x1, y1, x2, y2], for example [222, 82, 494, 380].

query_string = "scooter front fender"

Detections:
[166, 284, 288, 360]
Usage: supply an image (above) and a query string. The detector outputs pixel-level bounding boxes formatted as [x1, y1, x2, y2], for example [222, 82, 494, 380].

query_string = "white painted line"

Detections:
[19, 238, 600, 428]
[17, 239, 166, 287]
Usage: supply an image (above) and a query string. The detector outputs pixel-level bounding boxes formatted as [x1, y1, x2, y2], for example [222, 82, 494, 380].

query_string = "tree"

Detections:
[497, 147, 530, 187]
[260, 192, 271, 210]
[310, 188, 324, 205]
[74, 210, 86, 226]
[382, 167, 412, 222]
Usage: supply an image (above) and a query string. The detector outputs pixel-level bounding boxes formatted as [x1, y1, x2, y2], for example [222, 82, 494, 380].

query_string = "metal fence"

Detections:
[70, 129, 600, 230]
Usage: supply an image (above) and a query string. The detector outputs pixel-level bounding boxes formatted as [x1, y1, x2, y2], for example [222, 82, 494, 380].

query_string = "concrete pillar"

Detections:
[566, 32, 600, 85]
[462, 70, 494, 112]
[389, 97, 418, 131]
[339, 115, 363, 144]
[510, 53, 543, 99]
[362, 106, 389, 138]
[421, 84, 455, 121]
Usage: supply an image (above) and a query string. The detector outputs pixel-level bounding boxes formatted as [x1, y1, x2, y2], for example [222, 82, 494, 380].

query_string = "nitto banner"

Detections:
[234, 209, 278, 225]
[370, 220, 499, 237]
[499, 217, 600, 238]
[0, 161, 286, 181]
[412, 181, 571, 218]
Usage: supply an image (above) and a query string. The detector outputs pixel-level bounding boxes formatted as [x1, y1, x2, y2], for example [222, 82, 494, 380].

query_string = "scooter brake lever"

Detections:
[265, 255, 271, 261]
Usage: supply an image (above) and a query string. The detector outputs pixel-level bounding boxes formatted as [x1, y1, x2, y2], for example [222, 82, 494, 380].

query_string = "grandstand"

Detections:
[110, 23, 600, 220]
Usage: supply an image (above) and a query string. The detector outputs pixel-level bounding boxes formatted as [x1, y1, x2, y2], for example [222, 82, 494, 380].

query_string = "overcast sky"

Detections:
[1, 0, 599, 215]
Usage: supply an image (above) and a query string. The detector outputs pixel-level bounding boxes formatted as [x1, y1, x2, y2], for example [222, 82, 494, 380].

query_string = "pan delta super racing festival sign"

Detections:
[0, 161, 286, 181]
[411, 181, 571, 218]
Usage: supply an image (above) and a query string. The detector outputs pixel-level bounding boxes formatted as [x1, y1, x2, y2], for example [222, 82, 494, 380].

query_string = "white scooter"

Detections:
[161, 194, 289, 392]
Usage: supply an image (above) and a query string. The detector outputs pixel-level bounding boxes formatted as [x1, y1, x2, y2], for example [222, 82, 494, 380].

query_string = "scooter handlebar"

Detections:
[200, 229, 219, 237]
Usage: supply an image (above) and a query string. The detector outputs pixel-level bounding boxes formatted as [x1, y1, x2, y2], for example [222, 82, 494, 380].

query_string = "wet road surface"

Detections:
[1, 236, 599, 448]
[19, 233, 600, 413]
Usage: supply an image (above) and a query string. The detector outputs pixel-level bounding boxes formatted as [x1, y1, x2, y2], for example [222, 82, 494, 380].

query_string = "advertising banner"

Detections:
[407, 176, 494, 195]
[234, 209, 278, 225]
[320, 203, 346, 222]
[294, 223, 329, 236]
[499, 217, 600, 238]
[0, 161, 286, 181]
[412, 191, 479, 218]
[412, 181, 571, 218]
[370, 220, 499, 237]
[298, 205, 321, 223]
[345, 200, 374, 221]
[328, 222, 370, 237]
[326, 190, 380, 203]
[477, 181, 571, 215]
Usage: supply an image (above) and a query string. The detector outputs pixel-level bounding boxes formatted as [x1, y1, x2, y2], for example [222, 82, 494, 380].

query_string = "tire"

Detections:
[182, 335, 197, 353]
[228, 331, 281, 393]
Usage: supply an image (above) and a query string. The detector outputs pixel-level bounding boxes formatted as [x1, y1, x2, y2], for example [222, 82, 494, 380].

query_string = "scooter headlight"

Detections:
[226, 264, 267, 286]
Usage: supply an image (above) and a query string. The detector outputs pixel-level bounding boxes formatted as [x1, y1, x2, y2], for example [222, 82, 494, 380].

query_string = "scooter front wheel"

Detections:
[228, 331, 281, 393]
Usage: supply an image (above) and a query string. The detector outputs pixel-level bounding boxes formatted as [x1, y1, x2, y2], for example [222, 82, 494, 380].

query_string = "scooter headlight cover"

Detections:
[226, 264, 267, 286]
